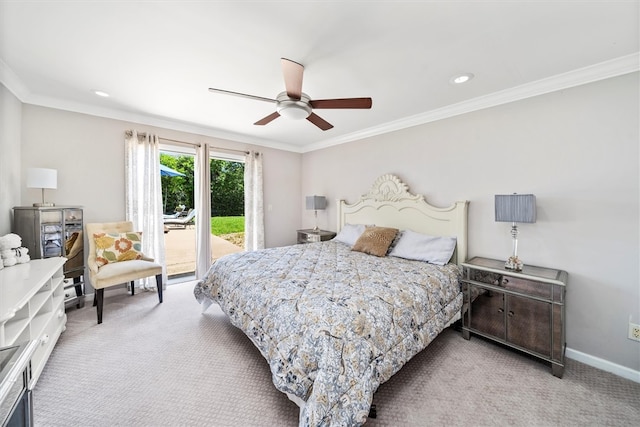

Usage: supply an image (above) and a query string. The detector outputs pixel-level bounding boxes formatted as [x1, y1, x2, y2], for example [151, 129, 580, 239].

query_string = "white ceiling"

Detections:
[0, 1, 638, 153]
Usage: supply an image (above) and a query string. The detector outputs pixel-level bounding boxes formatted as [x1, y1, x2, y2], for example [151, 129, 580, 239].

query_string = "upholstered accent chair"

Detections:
[86, 221, 163, 324]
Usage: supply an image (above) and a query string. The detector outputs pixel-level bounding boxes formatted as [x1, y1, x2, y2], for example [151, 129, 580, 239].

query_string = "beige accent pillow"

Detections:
[351, 226, 399, 257]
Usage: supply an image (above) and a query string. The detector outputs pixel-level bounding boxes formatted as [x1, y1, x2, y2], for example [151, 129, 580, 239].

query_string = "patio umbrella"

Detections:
[160, 164, 185, 213]
[160, 164, 185, 177]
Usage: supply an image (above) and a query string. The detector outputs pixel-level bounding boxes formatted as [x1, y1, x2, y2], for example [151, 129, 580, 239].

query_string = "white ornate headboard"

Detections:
[337, 174, 469, 265]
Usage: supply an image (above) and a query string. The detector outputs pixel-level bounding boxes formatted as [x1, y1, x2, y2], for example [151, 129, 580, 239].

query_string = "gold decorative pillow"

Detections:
[351, 226, 399, 257]
[94, 232, 143, 267]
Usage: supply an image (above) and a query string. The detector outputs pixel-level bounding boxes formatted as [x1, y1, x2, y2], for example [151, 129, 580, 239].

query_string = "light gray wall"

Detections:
[3, 73, 638, 377]
[18, 105, 302, 249]
[0, 83, 22, 234]
[301, 72, 640, 373]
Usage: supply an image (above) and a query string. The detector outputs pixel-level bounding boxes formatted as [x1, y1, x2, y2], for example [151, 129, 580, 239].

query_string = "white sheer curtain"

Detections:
[195, 143, 212, 278]
[244, 151, 264, 251]
[124, 130, 167, 289]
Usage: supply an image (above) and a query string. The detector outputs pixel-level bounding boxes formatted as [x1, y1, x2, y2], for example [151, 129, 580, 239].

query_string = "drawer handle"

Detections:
[497, 308, 504, 313]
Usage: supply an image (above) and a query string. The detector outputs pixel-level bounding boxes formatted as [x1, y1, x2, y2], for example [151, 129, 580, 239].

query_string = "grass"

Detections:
[211, 216, 244, 236]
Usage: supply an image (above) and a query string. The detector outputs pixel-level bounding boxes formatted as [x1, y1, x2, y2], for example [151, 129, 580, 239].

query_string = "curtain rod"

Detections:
[125, 130, 250, 155]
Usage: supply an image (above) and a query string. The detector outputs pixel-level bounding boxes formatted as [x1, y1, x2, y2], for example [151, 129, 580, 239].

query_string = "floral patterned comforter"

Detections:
[194, 241, 462, 426]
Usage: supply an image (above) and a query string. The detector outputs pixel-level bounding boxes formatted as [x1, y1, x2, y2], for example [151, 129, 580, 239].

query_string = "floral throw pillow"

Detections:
[94, 232, 143, 267]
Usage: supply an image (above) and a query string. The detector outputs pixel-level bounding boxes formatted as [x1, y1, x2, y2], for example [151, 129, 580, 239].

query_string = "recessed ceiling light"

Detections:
[450, 73, 474, 84]
[93, 90, 110, 97]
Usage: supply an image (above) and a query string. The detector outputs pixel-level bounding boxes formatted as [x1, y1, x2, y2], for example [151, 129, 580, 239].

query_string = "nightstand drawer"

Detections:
[501, 276, 551, 300]
[305, 233, 321, 243]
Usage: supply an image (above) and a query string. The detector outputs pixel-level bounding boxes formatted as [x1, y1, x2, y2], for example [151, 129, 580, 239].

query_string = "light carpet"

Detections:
[33, 281, 640, 426]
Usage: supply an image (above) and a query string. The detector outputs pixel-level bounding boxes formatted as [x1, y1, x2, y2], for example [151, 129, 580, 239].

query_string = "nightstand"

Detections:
[460, 256, 568, 377]
[297, 229, 336, 244]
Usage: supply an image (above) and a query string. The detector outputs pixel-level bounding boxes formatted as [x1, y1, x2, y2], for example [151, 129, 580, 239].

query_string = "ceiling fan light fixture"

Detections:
[278, 104, 312, 120]
[276, 92, 312, 120]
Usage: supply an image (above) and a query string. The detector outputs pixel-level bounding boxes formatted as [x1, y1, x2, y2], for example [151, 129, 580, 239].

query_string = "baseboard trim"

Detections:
[566, 347, 640, 383]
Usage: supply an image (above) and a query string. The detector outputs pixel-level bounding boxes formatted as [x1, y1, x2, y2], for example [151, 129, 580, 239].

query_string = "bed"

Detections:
[194, 174, 469, 426]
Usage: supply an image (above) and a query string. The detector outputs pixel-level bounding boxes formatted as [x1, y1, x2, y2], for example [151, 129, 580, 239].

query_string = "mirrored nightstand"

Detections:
[296, 229, 336, 244]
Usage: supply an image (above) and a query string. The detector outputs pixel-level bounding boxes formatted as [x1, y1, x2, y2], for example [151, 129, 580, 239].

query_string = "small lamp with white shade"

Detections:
[27, 168, 57, 207]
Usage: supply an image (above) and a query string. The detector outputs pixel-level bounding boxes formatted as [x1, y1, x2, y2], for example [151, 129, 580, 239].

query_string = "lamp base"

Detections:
[504, 256, 523, 271]
[33, 202, 55, 207]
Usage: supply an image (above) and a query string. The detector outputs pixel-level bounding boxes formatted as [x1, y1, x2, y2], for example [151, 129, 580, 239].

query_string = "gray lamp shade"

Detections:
[306, 195, 326, 210]
[495, 194, 536, 223]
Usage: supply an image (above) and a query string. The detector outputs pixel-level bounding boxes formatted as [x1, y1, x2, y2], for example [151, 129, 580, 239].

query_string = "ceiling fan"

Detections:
[208, 58, 372, 131]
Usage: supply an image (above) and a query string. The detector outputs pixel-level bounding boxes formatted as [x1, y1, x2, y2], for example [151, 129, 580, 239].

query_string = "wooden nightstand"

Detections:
[461, 256, 568, 377]
[297, 229, 336, 244]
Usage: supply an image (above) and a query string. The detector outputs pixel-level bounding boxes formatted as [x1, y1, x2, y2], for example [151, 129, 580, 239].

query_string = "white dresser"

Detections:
[0, 257, 67, 388]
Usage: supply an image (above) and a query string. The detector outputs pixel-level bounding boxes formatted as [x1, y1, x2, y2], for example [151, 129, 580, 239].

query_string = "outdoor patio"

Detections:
[163, 227, 243, 276]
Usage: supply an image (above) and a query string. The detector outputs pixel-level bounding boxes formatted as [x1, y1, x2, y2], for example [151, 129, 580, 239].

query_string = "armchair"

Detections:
[86, 221, 163, 324]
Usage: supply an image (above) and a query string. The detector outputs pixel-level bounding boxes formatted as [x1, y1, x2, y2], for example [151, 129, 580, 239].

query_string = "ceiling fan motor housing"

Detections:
[276, 91, 312, 120]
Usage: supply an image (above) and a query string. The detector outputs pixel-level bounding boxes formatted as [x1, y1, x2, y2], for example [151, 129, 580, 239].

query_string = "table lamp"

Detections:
[306, 195, 326, 231]
[495, 193, 536, 271]
[27, 168, 57, 207]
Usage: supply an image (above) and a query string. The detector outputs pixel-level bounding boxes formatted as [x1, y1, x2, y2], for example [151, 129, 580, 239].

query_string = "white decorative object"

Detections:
[0, 233, 22, 250]
[364, 173, 424, 202]
[0, 233, 28, 267]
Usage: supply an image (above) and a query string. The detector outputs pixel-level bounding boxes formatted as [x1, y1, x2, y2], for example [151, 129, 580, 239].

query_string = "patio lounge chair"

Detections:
[163, 205, 186, 219]
[163, 208, 196, 229]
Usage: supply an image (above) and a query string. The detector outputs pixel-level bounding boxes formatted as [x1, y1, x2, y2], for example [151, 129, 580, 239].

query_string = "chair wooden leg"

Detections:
[130, 280, 135, 296]
[156, 274, 163, 303]
[96, 288, 104, 324]
[73, 276, 84, 309]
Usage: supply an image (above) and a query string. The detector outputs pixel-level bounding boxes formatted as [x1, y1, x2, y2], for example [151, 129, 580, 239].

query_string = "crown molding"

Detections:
[0, 58, 30, 100]
[302, 52, 640, 153]
[2, 54, 638, 154]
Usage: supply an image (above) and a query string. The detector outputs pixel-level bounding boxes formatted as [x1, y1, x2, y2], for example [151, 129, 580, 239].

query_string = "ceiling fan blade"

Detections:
[310, 98, 372, 109]
[306, 113, 333, 131]
[208, 87, 276, 104]
[254, 111, 281, 126]
[281, 58, 304, 100]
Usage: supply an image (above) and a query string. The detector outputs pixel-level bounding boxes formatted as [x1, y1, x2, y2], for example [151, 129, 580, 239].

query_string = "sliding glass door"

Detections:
[160, 145, 244, 281]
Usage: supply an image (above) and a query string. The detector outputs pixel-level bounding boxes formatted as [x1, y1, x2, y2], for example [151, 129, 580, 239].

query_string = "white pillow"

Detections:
[333, 223, 368, 247]
[388, 229, 457, 265]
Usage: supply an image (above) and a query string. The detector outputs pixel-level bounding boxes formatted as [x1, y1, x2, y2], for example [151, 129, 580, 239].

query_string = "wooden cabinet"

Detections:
[12, 206, 85, 308]
[461, 257, 567, 377]
[296, 229, 336, 244]
[0, 257, 67, 388]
